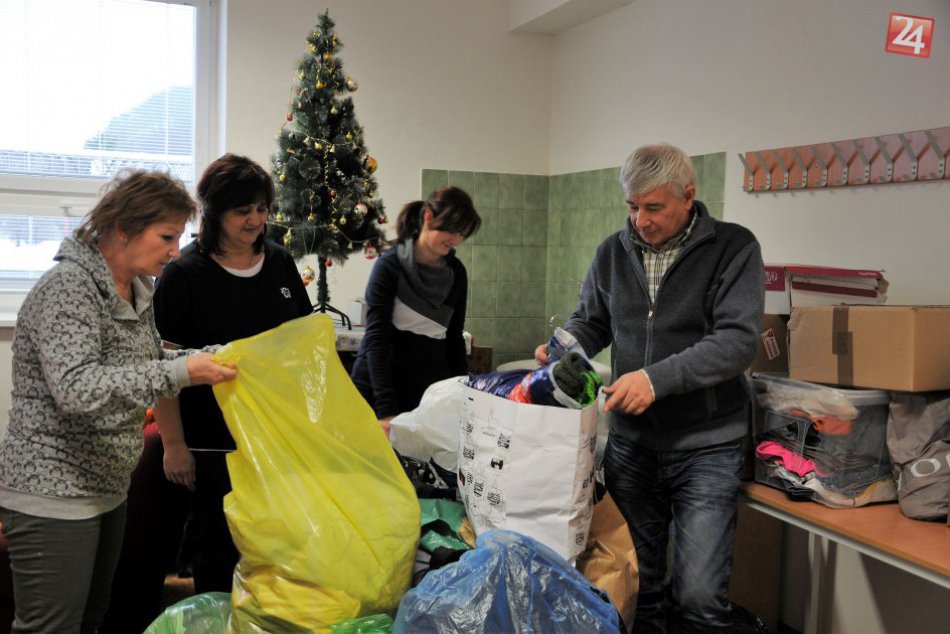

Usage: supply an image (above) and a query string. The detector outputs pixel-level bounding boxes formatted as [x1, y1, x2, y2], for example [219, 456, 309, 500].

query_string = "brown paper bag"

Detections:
[576, 492, 639, 633]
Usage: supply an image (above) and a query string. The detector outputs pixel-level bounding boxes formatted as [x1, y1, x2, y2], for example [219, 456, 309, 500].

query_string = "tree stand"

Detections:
[312, 259, 352, 329]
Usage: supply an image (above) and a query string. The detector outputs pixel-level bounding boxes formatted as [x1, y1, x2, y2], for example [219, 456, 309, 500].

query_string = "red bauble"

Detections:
[285, 113, 293, 121]
[325, 258, 333, 267]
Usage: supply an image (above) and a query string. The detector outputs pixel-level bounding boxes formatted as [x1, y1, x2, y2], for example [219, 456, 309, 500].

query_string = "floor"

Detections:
[159, 573, 196, 611]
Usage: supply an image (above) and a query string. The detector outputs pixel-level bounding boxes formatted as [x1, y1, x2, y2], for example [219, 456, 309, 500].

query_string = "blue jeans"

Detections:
[604, 434, 744, 633]
[0, 503, 127, 634]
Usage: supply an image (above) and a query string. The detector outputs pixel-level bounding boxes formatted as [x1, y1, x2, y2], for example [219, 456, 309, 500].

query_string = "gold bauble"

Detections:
[364, 156, 378, 173]
[279, 173, 286, 182]
[345, 132, 353, 141]
[316, 81, 325, 90]
[346, 77, 359, 91]
[323, 53, 331, 61]
[307, 213, 315, 222]
[330, 106, 339, 116]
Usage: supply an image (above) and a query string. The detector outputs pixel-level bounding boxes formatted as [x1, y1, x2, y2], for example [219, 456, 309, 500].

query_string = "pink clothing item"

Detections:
[756, 440, 816, 477]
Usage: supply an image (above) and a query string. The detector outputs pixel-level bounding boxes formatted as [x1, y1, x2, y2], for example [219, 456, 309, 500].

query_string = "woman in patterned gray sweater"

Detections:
[0, 170, 236, 634]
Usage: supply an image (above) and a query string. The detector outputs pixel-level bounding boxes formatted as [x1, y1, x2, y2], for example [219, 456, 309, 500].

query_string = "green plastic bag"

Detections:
[212, 315, 420, 633]
[419, 498, 471, 553]
[330, 613, 394, 633]
[143, 592, 230, 634]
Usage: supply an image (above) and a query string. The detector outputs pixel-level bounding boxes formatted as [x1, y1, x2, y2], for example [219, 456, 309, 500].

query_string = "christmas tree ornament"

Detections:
[309, 44, 316, 53]
[354, 202, 368, 215]
[330, 106, 339, 116]
[345, 132, 353, 141]
[285, 113, 293, 121]
[364, 156, 378, 173]
[325, 258, 333, 267]
[316, 81, 325, 90]
[364, 243, 378, 259]
[346, 77, 359, 91]
[378, 215, 388, 224]
[314, 142, 323, 151]
[323, 53, 331, 61]
[279, 173, 286, 182]
[283, 230, 293, 246]
[329, 189, 337, 198]
[340, 216, 347, 225]
[307, 213, 315, 222]
[301, 265, 316, 286]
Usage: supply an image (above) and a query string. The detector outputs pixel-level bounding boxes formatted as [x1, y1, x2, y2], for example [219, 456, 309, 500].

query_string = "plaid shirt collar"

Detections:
[630, 208, 699, 302]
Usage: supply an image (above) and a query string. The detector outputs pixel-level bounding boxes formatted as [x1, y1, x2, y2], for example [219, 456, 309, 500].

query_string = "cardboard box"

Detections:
[749, 314, 789, 373]
[764, 264, 888, 314]
[789, 305, 950, 392]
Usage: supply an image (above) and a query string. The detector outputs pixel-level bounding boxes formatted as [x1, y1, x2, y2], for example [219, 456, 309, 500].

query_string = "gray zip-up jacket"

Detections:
[0, 237, 192, 499]
[566, 203, 764, 451]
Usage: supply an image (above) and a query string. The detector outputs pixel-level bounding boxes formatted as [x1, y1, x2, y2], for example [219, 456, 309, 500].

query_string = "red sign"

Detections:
[885, 13, 934, 58]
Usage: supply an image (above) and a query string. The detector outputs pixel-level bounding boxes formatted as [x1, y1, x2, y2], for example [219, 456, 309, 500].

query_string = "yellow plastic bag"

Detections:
[212, 314, 420, 633]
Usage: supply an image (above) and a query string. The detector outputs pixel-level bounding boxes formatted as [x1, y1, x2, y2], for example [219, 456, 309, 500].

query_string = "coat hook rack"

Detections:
[740, 125, 949, 192]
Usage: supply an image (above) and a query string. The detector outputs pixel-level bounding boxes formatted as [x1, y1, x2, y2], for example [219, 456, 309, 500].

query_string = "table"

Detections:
[741, 482, 950, 633]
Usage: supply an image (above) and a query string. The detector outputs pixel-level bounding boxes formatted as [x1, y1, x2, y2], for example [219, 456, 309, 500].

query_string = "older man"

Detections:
[537, 143, 764, 632]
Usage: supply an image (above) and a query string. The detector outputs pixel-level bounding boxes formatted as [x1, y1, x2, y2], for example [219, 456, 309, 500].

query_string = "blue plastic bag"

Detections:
[394, 530, 620, 633]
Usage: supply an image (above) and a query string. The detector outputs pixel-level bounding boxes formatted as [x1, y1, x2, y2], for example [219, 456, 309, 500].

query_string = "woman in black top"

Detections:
[151, 154, 312, 593]
[350, 186, 480, 427]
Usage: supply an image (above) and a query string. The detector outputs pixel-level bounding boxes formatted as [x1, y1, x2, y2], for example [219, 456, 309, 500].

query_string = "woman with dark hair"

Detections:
[0, 170, 235, 633]
[152, 153, 312, 593]
[350, 185, 481, 427]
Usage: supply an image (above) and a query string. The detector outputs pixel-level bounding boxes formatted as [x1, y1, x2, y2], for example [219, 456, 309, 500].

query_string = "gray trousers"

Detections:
[0, 503, 127, 634]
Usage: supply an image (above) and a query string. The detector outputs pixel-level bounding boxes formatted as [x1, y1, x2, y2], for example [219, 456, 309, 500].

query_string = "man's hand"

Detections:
[379, 417, 393, 439]
[163, 442, 196, 491]
[603, 369, 655, 415]
[534, 343, 550, 365]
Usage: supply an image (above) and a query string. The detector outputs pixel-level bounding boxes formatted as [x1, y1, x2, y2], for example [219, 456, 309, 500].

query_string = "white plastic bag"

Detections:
[389, 377, 465, 471]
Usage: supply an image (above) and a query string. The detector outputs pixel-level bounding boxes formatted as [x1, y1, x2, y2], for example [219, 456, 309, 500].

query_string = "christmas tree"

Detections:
[271, 10, 386, 326]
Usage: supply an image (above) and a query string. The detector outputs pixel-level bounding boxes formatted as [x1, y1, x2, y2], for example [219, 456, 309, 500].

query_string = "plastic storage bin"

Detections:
[749, 373, 896, 508]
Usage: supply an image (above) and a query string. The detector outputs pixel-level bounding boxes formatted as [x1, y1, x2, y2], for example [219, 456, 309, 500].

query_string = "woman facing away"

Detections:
[0, 170, 236, 634]
[350, 185, 481, 430]
[152, 153, 312, 594]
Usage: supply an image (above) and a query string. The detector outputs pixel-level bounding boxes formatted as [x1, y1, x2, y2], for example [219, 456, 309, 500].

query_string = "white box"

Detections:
[764, 264, 887, 315]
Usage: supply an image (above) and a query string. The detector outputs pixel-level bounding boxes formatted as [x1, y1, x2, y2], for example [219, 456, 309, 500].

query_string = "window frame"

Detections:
[0, 0, 220, 317]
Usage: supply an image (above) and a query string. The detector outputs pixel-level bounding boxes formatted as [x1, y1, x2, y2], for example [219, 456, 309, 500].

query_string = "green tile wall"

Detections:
[421, 151, 725, 370]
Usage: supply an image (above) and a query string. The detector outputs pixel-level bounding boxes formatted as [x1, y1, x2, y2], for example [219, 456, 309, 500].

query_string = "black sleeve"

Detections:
[446, 260, 469, 376]
[360, 256, 401, 418]
[153, 260, 193, 348]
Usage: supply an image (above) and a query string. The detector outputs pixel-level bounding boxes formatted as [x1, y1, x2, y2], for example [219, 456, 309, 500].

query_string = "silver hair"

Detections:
[619, 143, 696, 199]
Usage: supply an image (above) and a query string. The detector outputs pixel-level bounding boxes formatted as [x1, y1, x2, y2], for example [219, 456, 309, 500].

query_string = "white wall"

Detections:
[546, 1, 950, 631]
[223, 0, 553, 308]
[549, 0, 950, 305]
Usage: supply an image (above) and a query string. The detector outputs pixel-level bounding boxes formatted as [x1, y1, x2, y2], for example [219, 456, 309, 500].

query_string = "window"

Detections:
[0, 0, 216, 304]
